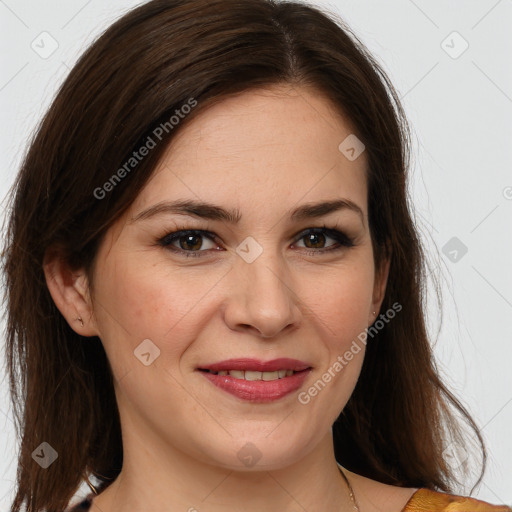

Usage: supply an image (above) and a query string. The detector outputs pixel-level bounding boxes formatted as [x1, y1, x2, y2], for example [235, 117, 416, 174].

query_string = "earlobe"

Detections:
[43, 250, 99, 337]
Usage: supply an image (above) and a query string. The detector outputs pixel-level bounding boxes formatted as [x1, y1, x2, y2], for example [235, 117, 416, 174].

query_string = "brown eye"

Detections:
[302, 232, 328, 249]
[159, 229, 218, 257]
[294, 227, 354, 254]
[178, 234, 204, 251]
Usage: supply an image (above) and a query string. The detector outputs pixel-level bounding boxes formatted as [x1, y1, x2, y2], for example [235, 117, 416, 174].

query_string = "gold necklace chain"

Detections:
[337, 463, 360, 511]
[86, 466, 359, 509]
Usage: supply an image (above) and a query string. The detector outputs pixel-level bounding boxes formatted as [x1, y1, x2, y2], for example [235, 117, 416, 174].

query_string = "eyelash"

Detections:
[157, 225, 355, 258]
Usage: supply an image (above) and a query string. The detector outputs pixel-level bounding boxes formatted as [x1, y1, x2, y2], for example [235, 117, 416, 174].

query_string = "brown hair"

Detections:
[1, 0, 485, 510]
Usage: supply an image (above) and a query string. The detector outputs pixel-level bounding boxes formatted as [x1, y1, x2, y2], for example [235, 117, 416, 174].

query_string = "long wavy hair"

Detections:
[1, 0, 485, 510]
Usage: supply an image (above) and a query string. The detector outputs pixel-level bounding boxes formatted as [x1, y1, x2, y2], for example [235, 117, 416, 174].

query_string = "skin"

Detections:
[44, 84, 418, 511]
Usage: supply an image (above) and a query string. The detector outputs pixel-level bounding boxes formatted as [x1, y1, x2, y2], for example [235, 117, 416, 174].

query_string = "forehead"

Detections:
[128, 84, 368, 226]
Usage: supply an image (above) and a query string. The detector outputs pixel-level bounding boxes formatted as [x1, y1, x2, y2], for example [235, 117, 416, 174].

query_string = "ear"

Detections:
[43, 248, 99, 337]
[370, 247, 392, 325]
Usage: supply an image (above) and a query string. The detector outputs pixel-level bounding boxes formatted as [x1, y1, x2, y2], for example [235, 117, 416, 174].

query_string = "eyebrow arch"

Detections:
[129, 198, 364, 225]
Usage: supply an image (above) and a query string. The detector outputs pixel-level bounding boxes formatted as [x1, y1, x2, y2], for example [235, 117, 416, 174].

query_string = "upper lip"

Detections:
[198, 358, 312, 372]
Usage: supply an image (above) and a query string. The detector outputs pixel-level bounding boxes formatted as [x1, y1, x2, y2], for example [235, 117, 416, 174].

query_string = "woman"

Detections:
[2, 0, 510, 511]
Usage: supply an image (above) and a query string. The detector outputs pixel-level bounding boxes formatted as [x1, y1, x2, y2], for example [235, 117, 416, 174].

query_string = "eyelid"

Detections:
[157, 225, 355, 257]
[292, 226, 355, 248]
[158, 229, 219, 254]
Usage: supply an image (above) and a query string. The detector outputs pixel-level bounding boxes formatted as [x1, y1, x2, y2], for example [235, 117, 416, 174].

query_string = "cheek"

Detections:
[93, 242, 375, 377]
[296, 266, 372, 421]
[309, 260, 375, 342]
[91, 249, 236, 380]
[91, 255, 201, 369]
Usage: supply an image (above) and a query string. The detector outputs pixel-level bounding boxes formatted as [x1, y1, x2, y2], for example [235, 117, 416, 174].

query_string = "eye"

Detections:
[157, 226, 355, 258]
[293, 227, 355, 255]
[158, 229, 219, 257]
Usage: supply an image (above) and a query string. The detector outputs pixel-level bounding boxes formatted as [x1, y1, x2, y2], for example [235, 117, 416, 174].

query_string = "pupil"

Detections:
[181, 235, 202, 251]
[177, 233, 327, 251]
[305, 233, 325, 248]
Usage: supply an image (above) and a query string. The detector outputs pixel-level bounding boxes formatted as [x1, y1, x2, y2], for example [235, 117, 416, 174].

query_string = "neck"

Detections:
[91, 432, 356, 512]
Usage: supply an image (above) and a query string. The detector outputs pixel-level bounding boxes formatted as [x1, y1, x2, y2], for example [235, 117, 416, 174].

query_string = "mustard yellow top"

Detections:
[402, 488, 512, 511]
[65, 488, 512, 511]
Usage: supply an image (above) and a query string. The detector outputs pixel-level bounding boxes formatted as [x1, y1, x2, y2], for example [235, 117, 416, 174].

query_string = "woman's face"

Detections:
[84, 84, 388, 470]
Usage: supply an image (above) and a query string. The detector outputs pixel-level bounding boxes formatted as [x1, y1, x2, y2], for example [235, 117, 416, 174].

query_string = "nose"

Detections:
[223, 251, 302, 339]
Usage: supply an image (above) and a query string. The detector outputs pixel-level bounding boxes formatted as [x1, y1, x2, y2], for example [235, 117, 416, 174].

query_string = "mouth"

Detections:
[196, 358, 312, 402]
[198, 368, 308, 381]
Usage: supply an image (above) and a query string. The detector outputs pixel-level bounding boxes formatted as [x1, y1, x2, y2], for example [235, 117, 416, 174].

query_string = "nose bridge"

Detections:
[228, 239, 300, 337]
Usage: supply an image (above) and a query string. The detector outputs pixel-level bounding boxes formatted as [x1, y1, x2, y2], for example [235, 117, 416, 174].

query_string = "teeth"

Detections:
[208, 369, 298, 380]
[245, 371, 263, 381]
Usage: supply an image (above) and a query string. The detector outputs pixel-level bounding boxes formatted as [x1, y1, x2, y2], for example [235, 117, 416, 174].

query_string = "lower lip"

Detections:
[199, 369, 311, 402]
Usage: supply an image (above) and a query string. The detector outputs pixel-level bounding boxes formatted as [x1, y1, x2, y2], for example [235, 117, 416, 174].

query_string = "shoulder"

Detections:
[342, 468, 420, 512]
[343, 468, 511, 512]
[403, 488, 512, 512]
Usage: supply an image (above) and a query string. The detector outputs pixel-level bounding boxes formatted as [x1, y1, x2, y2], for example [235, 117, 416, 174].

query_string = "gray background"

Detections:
[0, 0, 511, 508]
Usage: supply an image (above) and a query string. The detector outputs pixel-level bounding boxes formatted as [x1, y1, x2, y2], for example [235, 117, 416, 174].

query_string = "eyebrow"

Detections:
[129, 198, 364, 224]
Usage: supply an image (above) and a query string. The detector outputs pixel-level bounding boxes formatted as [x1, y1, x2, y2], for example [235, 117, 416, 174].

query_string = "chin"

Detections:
[193, 429, 316, 472]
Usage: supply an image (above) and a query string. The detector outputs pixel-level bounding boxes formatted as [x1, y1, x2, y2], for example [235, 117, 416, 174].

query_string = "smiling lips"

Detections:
[197, 358, 312, 402]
